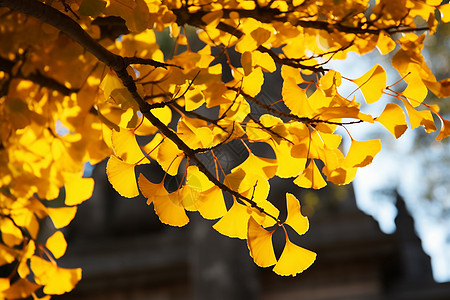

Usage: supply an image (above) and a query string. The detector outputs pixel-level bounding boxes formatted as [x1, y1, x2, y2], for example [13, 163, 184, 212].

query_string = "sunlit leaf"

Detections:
[232, 151, 277, 180]
[46, 231, 67, 259]
[156, 138, 185, 176]
[30, 256, 82, 295]
[241, 67, 264, 97]
[272, 239, 316, 276]
[376, 103, 408, 139]
[64, 177, 94, 206]
[401, 99, 437, 132]
[273, 140, 308, 178]
[424, 78, 450, 98]
[351, 65, 386, 104]
[138, 174, 189, 227]
[185, 165, 214, 192]
[2, 279, 40, 299]
[293, 160, 327, 189]
[440, 3, 450, 22]
[197, 186, 227, 220]
[0, 217, 23, 247]
[134, 106, 171, 136]
[184, 85, 205, 111]
[47, 206, 78, 229]
[284, 193, 309, 235]
[213, 200, 251, 239]
[112, 127, 148, 164]
[247, 217, 276, 267]
[282, 78, 313, 117]
[106, 155, 139, 198]
[402, 71, 428, 107]
[343, 139, 381, 169]
[376, 30, 396, 55]
[100, 71, 136, 110]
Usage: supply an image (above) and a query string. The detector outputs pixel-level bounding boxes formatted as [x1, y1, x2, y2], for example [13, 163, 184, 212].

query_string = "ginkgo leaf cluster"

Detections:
[1, 0, 450, 298]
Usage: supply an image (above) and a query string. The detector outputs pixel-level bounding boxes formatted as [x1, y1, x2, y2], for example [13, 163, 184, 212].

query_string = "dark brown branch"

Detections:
[124, 57, 181, 70]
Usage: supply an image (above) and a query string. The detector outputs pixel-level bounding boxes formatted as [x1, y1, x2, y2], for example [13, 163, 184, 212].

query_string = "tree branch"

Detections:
[0, 0, 279, 224]
[0, 55, 75, 96]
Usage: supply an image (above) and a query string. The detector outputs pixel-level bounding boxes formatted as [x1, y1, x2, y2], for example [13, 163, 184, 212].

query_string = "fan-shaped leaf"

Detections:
[247, 217, 276, 267]
[284, 193, 309, 235]
[106, 155, 139, 198]
[272, 239, 316, 276]
[351, 65, 386, 104]
[376, 103, 408, 138]
[138, 174, 189, 227]
[213, 200, 251, 239]
[45, 231, 67, 259]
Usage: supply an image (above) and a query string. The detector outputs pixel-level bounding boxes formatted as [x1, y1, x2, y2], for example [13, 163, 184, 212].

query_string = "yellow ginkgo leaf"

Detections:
[376, 103, 408, 138]
[2, 279, 40, 300]
[402, 71, 428, 107]
[252, 51, 276, 73]
[30, 256, 82, 295]
[293, 160, 327, 189]
[351, 65, 386, 104]
[247, 217, 276, 267]
[343, 139, 381, 169]
[185, 165, 214, 192]
[0, 217, 23, 247]
[242, 67, 264, 97]
[170, 184, 201, 212]
[99, 71, 123, 101]
[284, 193, 309, 235]
[213, 200, 251, 239]
[232, 151, 277, 180]
[376, 30, 396, 55]
[106, 155, 139, 198]
[201, 10, 223, 28]
[45, 231, 67, 259]
[111, 128, 147, 164]
[47, 206, 78, 229]
[273, 140, 308, 178]
[325, 166, 358, 186]
[197, 186, 227, 220]
[196, 127, 214, 148]
[184, 85, 205, 111]
[138, 174, 189, 227]
[272, 238, 316, 276]
[401, 99, 437, 132]
[64, 177, 94, 206]
[424, 78, 450, 98]
[282, 77, 313, 117]
[156, 138, 185, 176]
[439, 3, 450, 23]
[251, 198, 280, 228]
[0, 277, 9, 292]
